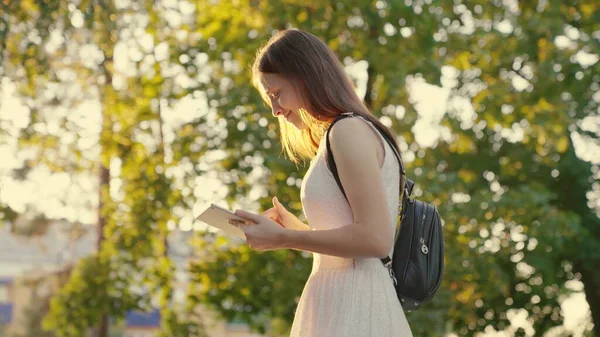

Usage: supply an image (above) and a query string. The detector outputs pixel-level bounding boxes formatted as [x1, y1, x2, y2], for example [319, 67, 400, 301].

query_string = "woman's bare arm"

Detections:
[282, 118, 394, 258]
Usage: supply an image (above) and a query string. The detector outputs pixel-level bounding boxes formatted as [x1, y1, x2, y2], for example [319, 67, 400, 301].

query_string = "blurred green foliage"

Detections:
[0, 0, 599, 337]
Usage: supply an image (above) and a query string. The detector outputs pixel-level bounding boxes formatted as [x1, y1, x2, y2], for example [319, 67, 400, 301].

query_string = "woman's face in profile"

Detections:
[260, 73, 310, 130]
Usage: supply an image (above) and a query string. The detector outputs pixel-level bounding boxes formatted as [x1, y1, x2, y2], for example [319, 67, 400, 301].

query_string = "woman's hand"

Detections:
[261, 197, 310, 231]
[230, 209, 290, 251]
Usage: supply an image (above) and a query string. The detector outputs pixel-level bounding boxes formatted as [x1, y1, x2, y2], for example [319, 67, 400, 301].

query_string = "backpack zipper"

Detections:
[420, 207, 430, 255]
[425, 208, 441, 292]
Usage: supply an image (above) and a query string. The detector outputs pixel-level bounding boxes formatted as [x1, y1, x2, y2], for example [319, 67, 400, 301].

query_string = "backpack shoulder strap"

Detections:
[324, 112, 355, 199]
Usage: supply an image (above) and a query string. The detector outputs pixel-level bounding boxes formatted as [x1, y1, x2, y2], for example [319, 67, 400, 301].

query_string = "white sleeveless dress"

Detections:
[290, 116, 413, 337]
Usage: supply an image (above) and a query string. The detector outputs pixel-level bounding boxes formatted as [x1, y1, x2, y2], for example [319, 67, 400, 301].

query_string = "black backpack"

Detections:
[325, 112, 445, 312]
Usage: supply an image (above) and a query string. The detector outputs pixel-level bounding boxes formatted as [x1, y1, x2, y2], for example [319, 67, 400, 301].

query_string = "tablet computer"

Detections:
[195, 203, 249, 239]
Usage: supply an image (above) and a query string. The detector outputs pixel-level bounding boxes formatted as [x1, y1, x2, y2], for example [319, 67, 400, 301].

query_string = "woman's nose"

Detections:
[271, 101, 283, 117]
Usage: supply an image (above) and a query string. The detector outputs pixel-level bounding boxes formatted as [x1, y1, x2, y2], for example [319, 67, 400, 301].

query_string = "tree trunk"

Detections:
[95, 47, 114, 337]
[96, 164, 110, 337]
[157, 92, 168, 255]
[97, 166, 109, 251]
[364, 63, 375, 110]
[363, 24, 380, 111]
[97, 315, 109, 337]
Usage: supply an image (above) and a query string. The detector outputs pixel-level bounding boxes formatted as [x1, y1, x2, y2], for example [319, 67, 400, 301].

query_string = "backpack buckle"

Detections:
[389, 267, 398, 286]
[385, 262, 398, 286]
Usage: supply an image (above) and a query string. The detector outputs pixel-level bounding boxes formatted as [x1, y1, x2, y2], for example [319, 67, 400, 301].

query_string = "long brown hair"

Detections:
[251, 29, 401, 166]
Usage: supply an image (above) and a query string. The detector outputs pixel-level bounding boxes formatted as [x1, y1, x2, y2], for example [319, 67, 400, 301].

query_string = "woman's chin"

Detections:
[291, 121, 308, 130]
[284, 115, 308, 130]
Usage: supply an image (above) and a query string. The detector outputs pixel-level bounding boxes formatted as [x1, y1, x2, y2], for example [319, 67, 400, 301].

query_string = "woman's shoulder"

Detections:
[326, 114, 387, 168]
[328, 116, 382, 154]
[328, 115, 380, 146]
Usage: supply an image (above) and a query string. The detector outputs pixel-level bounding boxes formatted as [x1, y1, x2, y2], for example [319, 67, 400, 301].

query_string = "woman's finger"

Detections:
[261, 207, 277, 218]
[273, 197, 289, 215]
[262, 207, 284, 223]
[229, 219, 252, 226]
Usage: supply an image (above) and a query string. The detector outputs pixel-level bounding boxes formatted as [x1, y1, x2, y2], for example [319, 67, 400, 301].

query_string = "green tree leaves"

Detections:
[1, 0, 599, 336]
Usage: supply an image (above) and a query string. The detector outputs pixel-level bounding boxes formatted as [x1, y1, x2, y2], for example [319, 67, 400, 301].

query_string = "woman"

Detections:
[231, 29, 413, 337]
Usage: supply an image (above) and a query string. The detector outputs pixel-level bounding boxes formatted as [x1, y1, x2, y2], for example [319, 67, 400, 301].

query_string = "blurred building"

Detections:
[0, 221, 265, 337]
[0, 279, 12, 336]
[120, 311, 161, 337]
